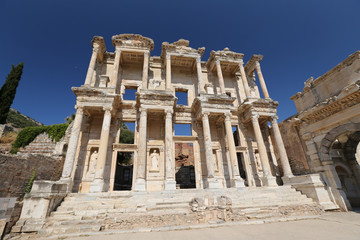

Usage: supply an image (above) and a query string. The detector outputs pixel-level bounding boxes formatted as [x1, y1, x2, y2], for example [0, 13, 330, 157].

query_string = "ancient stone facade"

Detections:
[284, 51, 360, 210]
[59, 34, 295, 193]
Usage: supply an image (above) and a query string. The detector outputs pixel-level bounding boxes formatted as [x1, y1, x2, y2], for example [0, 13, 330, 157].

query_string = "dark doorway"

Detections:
[237, 152, 246, 180]
[114, 151, 134, 191]
[175, 143, 196, 189]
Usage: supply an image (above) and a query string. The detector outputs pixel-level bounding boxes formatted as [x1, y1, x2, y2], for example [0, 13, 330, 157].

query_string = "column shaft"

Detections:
[61, 106, 84, 179]
[142, 51, 149, 90]
[239, 60, 251, 98]
[255, 62, 270, 98]
[94, 108, 112, 180]
[251, 115, 272, 177]
[215, 59, 225, 95]
[196, 57, 205, 93]
[166, 54, 171, 90]
[136, 109, 147, 180]
[84, 45, 99, 85]
[224, 115, 241, 178]
[271, 116, 293, 177]
[164, 110, 176, 190]
[110, 47, 121, 88]
[202, 113, 215, 178]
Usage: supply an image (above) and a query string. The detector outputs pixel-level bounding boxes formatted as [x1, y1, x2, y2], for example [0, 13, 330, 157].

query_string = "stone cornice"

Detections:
[244, 54, 263, 74]
[112, 34, 154, 50]
[298, 84, 360, 124]
[291, 51, 360, 100]
[161, 39, 205, 60]
[206, 48, 244, 68]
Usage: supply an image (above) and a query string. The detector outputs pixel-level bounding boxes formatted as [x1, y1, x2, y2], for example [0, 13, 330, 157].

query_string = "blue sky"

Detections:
[0, 0, 359, 125]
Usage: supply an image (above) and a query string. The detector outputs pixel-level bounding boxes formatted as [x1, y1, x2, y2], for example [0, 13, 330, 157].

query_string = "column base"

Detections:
[134, 178, 146, 191]
[57, 177, 73, 193]
[281, 175, 294, 185]
[89, 179, 105, 193]
[164, 179, 177, 191]
[261, 176, 278, 187]
[231, 178, 245, 188]
[204, 178, 222, 189]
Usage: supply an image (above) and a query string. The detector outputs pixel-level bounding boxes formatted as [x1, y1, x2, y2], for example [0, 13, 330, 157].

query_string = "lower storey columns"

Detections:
[90, 107, 113, 192]
[202, 112, 221, 188]
[134, 108, 147, 191]
[224, 113, 245, 188]
[61, 106, 84, 182]
[164, 109, 176, 190]
[270, 116, 294, 179]
[250, 114, 277, 186]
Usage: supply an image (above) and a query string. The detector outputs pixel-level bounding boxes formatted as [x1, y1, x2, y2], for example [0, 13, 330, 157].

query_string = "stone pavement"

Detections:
[72, 210, 360, 240]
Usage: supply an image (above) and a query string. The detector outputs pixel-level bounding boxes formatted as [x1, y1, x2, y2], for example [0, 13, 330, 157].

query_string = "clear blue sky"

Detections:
[1, 0, 359, 125]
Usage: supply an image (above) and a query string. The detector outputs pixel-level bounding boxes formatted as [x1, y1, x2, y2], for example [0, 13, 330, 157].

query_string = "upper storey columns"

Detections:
[256, 62, 270, 98]
[245, 55, 270, 99]
[84, 37, 105, 86]
[165, 54, 172, 91]
[142, 51, 150, 90]
[215, 58, 226, 95]
[196, 56, 205, 93]
[110, 46, 121, 88]
[238, 60, 251, 98]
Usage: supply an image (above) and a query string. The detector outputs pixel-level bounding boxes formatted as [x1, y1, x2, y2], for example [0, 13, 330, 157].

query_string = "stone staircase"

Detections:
[20, 133, 56, 155]
[9, 186, 323, 239]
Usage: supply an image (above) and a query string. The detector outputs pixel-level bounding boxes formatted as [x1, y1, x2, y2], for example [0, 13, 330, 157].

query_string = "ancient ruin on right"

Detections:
[279, 50, 360, 211]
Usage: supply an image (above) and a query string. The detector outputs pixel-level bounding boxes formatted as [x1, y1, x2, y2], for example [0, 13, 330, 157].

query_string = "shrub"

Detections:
[11, 123, 69, 153]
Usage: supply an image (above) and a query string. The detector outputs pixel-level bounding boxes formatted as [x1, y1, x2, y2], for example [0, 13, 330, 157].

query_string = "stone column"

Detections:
[110, 47, 121, 88]
[142, 51, 150, 90]
[164, 109, 176, 190]
[202, 112, 220, 188]
[90, 107, 112, 192]
[224, 113, 245, 188]
[250, 114, 277, 186]
[196, 56, 205, 93]
[255, 62, 270, 99]
[84, 44, 100, 86]
[270, 116, 293, 178]
[166, 54, 171, 90]
[61, 106, 84, 180]
[238, 60, 251, 98]
[215, 59, 226, 95]
[134, 108, 147, 191]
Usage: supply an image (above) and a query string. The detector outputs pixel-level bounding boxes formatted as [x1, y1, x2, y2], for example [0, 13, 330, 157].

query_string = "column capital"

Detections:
[114, 47, 121, 54]
[271, 115, 279, 121]
[165, 109, 173, 115]
[144, 51, 150, 58]
[224, 112, 232, 121]
[255, 61, 261, 68]
[250, 113, 259, 120]
[196, 56, 201, 64]
[103, 106, 113, 113]
[238, 59, 244, 65]
[75, 105, 84, 112]
[215, 58, 221, 65]
[202, 111, 210, 118]
[166, 53, 171, 60]
[92, 44, 100, 53]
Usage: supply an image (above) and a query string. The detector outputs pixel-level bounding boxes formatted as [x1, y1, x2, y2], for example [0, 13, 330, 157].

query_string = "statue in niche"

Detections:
[255, 153, 262, 172]
[150, 149, 159, 171]
[86, 150, 98, 178]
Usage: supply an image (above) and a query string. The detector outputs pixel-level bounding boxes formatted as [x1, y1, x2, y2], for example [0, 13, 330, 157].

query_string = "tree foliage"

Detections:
[0, 63, 24, 124]
[11, 123, 69, 153]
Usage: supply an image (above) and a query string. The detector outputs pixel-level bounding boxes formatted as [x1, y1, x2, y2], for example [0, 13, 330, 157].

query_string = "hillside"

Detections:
[5, 108, 43, 130]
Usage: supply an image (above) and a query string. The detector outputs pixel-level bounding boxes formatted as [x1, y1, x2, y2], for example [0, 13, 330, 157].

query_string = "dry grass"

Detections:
[0, 131, 18, 144]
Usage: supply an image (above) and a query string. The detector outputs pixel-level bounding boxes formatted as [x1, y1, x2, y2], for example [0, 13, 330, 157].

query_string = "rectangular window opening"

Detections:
[123, 86, 137, 101]
[226, 92, 233, 106]
[120, 122, 135, 144]
[174, 123, 192, 136]
[232, 126, 239, 146]
[175, 89, 188, 106]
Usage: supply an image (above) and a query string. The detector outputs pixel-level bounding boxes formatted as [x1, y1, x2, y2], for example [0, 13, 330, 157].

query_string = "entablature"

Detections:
[244, 54, 263, 75]
[239, 98, 278, 124]
[207, 48, 244, 73]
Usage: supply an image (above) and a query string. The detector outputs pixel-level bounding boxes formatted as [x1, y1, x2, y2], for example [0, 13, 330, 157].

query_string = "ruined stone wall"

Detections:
[276, 117, 310, 176]
[0, 153, 64, 233]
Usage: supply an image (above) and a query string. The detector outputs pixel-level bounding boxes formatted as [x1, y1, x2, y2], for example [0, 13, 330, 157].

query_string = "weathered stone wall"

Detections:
[277, 117, 310, 175]
[0, 153, 64, 233]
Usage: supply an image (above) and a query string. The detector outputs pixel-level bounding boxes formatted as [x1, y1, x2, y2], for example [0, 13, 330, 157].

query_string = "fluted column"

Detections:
[134, 108, 147, 191]
[270, 116, 293, 178]
[84, 44, 100, 86]
[238, 60, 251, 98]
[215, 58, 226, 95]
[196, 56, 205, 93]
[166, 54, 171, 90]
[90, 107, 112, 192]
[255, 62, 270, 98]
[110, 47, 121, 88]
[61, 106, 84, 180]
[164, 109, 176, 190]
[224, 113, 245, 188]
[142, 51, 150, 90]
[250, 114, 277, 186]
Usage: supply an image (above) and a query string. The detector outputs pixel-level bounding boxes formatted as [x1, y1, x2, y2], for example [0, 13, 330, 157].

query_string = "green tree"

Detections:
[0, 63, 24, 124]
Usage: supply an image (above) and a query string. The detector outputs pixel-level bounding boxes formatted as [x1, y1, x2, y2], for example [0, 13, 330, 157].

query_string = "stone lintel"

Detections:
[244, 54, 263, 74]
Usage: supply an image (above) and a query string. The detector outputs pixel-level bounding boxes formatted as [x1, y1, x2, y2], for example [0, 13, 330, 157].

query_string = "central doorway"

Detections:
[114, 151, 134, 191]
[175, 142, 196, 189]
